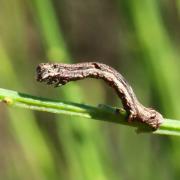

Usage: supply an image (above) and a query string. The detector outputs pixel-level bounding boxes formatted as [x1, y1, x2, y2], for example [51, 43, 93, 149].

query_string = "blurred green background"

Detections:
[0, 0, 180, 179]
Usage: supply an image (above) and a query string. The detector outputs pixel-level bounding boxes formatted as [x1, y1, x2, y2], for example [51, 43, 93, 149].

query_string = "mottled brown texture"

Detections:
[36, 62, 164, 129]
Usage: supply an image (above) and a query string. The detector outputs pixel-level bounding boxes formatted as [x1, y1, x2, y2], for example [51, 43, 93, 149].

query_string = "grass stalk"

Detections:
[0, 88, 179, 136]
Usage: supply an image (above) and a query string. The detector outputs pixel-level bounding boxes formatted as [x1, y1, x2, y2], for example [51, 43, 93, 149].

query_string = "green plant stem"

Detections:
[0, 88, 179, 136]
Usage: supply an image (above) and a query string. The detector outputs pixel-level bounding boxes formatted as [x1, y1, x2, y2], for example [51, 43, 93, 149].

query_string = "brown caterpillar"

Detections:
[36, 62, 164, 129]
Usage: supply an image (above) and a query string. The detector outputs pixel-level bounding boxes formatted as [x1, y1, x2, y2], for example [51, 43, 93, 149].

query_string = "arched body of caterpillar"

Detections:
[36, 62, 164, 129]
